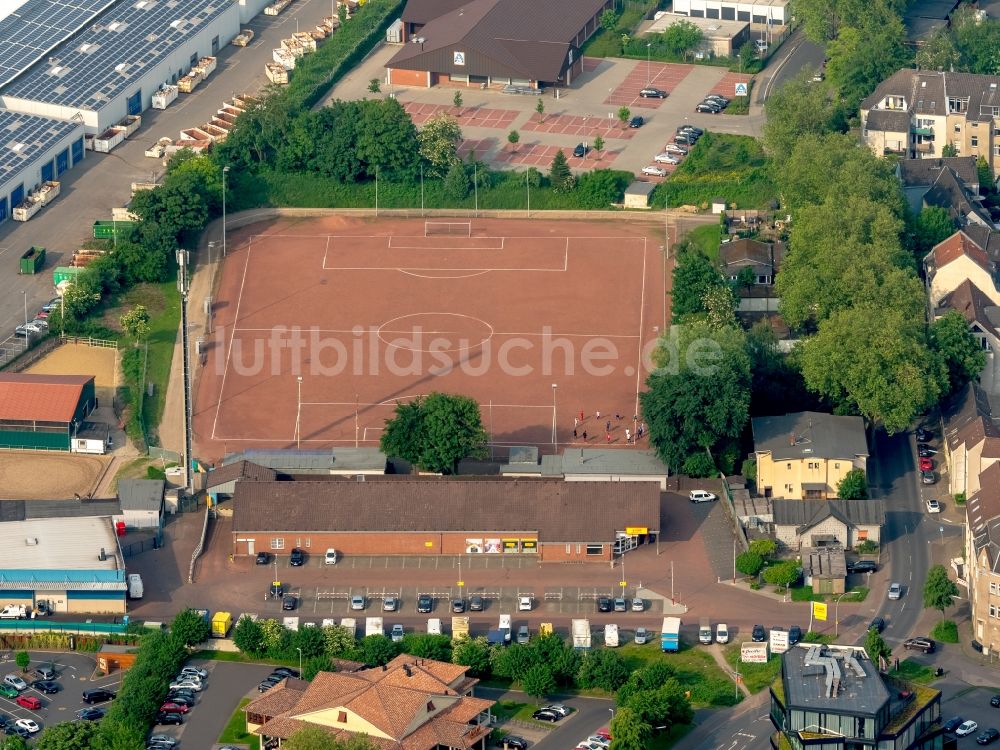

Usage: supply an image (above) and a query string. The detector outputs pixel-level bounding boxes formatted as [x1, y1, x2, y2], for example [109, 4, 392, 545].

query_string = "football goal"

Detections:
[424, 221, 472, 237]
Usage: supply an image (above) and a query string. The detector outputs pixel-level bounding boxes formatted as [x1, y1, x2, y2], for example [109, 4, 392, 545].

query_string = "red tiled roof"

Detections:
[0, 374, 93, 423]
[932, 230, 994, 274]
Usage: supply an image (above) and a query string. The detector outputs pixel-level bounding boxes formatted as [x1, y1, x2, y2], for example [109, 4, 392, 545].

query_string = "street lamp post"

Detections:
[21, 291, 26, 329]
[834, 592, 850, 636]
[551, 383, 558, 452]
[646, 43, 652, 85]
[296, 376, 303, 449]
[222, 165, 230, 257]
[737, 53, 742, 76]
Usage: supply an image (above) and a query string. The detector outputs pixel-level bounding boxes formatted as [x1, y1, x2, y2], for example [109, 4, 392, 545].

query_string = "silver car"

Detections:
[888, 583, 902, 600]
[350, 595, 366, 610]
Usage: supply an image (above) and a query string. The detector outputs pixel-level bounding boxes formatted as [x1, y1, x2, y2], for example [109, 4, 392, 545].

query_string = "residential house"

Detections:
[924, 229, 1000, 308]
[772, 499, 884, 551]
[861, 69, 1000, 181]
[751, 412, 869, 500]
[244, 655, 494, 750]
[921, 164, 993, 227]
[897, 156, 979, 216]
[770, 644, 941, 750]
[942, 383, 1000, 496]
[966, 463, 1000, 652]
[718, 238, 784, 313]
[801, 546, 847, 594]
[935, 279, 1000, 353]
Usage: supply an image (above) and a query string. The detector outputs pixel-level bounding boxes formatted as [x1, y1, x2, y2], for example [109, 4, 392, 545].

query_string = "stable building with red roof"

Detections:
[0, 373, 96, 451]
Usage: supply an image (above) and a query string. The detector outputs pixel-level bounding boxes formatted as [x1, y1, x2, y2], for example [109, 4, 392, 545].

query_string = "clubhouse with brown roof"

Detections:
[386, 0, 614, 89]
[231, 476, 660, 562]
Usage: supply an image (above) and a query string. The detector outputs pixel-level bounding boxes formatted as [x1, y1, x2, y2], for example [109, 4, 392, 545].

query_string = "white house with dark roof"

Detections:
[924, 229, 1000, 308]
[772, 499, 884, 550]
[943, 383, 1000, 496]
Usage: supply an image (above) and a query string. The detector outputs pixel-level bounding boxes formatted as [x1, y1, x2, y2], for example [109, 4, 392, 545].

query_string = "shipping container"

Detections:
[12, 200, 40, 221]
[281, 38, 306, 57]
[53, 266, 84, 286]
[118, 114, 141, 137]
[151, 85, 178, 109]
[265, 62, 289, 84]
[35, 180, 60, 206]
[451, 616, 469, 641]
[18, 246, 45, 274]
[661, 617, 681, 652]
[232, 29, 255, 46]
[93, 220, 135, 239]
[291, 32, 317, 52]
[264, 0, 292, 15]
[178, 71, 203, 93]
[93, 127, 126, 153]
[112, 206, 139, 222]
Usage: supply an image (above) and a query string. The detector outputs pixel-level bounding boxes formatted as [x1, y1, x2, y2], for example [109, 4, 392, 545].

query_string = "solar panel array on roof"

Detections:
[0, 0, 120, 89]
[0, 109, 80, 186]
[2, 0, 231, 112]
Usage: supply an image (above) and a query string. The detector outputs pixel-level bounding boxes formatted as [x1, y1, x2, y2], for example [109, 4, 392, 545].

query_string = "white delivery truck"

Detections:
[571, 619, 592, 649]
[365, 617, 384, 637]
[127, 574, 144, 599]
[605, 623, 620, 647]
[428, 618, 442, 635]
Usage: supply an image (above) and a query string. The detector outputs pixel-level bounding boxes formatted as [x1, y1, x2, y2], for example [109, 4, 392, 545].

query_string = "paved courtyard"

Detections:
[605, 61, 695, 109]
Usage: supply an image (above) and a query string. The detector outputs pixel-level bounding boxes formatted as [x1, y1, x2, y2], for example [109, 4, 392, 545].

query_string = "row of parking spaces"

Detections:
[605, 62, 694, 109]
[267, 553, 543, 570]
[520, 113, 638, 140]
[401, 102, 520, 129]
[264, 586, 664, 616]
[494, 142, 620, 169]
[710, 72, 753, 99]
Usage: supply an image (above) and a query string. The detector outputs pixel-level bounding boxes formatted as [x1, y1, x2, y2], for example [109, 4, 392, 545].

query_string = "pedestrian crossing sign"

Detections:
[735, 82, 749, 97]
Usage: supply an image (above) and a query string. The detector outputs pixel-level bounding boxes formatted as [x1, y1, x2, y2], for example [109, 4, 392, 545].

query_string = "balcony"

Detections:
[912, 125, 934, 136]
[914, 141, 934, 153]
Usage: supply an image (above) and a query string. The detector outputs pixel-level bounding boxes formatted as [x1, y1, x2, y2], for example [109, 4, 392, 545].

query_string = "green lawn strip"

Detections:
[189, 649, 301, 668]
[724, 81, 753, 114]
[620, 643, 741, 707]
[649, 723, 695, 750]
[888, 659, 937, 684]
[790, 585, 868, 603]
[686, 223, 722, 262]
[930, 619, 959, 643]
[723, 643, 781, 694]
[219, 697, 259, 750]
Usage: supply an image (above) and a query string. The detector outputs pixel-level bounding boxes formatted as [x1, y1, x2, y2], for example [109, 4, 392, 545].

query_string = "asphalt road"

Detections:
[754, 28, 826, 104]
[477, 686, 614, 750]
[0, 0, 336, 336]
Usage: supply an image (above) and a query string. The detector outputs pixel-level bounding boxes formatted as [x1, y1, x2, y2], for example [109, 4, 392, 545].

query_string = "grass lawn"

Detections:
[649, 723, 695, 750]
[686, 223, 722, 261]
[931, 619, 959, 643]
[790, 586, 869, 603]
[492, 699, 565, 727]
[190, 649, 301, 668]
[889, 659, 938, 684]
[620, 642, 741, 707]
[218, 698, 259, 750]
[725, 81, 753, 114]
[723, 643, 781, 694]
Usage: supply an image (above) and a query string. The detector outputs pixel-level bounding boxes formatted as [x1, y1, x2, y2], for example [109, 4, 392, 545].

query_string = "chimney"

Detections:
[98, 548, 106, 561]
[404, 665, 412, 677]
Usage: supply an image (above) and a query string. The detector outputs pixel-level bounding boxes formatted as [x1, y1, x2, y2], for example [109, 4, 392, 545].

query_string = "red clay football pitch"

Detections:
[194, 216, 669, 461]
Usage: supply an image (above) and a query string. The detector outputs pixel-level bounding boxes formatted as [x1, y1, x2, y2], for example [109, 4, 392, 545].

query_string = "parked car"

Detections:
[629, 116, 644, 128]
[991, 695, 1000, 707]
[167, 689, 196, 701]
[958, 721, 980, 737]
[754, 38, 768, 54]
[926, 498, 941, 513]
[0, 687, 17, 700]
[705, 94, 730, 106]
[82, 689, 116, 704]
[168, 680, 202, 692]
[282, 594, 297, 611]
[417, 594, 433, 613]
[917, 443, 938, 457]
[148, 735, 177, 748]
[180, 666, 208, 679]
[944, 717, 966, 733]
[921, 471, 937, 485]
[689, 490, 717, 503]
[847, 560, 877, 574]
[613, 598, 627, 612]
[752, 624, 766, 642]
[469, 595, 485, 611]
[3, 675, 26, 691]
[597, 597, 612, 612]
[888, 583, 902, 600]
[14, 696, 40, 710]
[155, 712, 183, 726]
[654, 152, 680, 164]
[350, 595, 366, 610]
[272, 668, 300, 679]
[4, 724, 29, 738]
[383, 597, 399, 612]
[677, 125, 704, 136]
[14, 719, 38, 734]
[635, 627, 650, 645]
[503, 736, 528, 750]
[904, 637, 935, 653]
[919, 457, 935, 471]
[543, 704, 571, 717]
[664, 143, 688, 155]
[696, 102, 722, 113]
[76, 707, 105, 721]
[531, 709, 559, 721]
[162, 694, 194, 708]
[916, 427, 934, 442]
[869, 617, 885, 633]
[324, 548, 338, 565]
[255, 552, 270, 565]
[258, 680, 279, 693]
[41, 299, 60, 312]
[639, 87, 667, 98]
[390, 624, 404, 643]
[519, 596, 533, 612]
[289, 548, 305, 566]
[451, 599, 465, 613]
[631, 598, 644, 612]
[674, 134, 695, 145]
[158, 702, 189, 715]
[788, 625, 802, 645]
[716, 623, 729, 644]
[33, 666, 55, 681]
[977, 728, 1000, 745]
[517, 625, 530, 645]
[572, 143, 588, 158]
[30, 680, 58, 694]
[641, 165, 668, 177]
[269, 581, 284, 598]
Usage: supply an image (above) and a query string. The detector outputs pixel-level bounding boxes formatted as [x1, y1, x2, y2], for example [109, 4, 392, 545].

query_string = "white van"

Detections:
[699, 619, 712, 644]
[716, 623, 729, 644]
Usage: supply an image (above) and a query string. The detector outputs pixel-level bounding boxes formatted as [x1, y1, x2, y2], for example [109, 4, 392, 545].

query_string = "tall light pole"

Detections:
[296, 647, 302, 677]
[551, 383, 558, 453]
[646, 42, 652, 85]
[834, 591, 850, 637]
[296, 376, 303, 449]
[222, 165, 230, 257]
[21, 291, 26, 329]
[525, 170, 530, 217]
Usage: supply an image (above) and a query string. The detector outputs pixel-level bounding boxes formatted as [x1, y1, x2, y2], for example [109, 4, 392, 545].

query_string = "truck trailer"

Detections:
[661, 617, 681, 652]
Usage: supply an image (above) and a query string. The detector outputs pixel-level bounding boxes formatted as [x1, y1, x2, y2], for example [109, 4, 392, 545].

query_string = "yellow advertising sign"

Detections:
[813, 602, 828, 621]
[424, 541, 434, 548]
[625, 527, 648, 535]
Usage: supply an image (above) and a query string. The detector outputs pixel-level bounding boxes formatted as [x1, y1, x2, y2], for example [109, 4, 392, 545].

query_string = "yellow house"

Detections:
[245, 655, 494, 750]
[752, 412, 869, 500]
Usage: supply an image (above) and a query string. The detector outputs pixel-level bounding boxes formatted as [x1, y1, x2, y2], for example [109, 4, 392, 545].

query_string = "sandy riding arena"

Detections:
[0, 451, 110, 499]
[26, 341, 119, 403]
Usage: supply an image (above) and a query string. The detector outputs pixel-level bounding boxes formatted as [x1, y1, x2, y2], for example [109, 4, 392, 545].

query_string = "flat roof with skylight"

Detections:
[1, 0, 231, 112]
[0, 109, 81, 190]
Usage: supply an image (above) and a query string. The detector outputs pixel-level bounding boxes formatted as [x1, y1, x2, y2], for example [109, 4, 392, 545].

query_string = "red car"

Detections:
[159, 702, 190, 714]
[919, 457, 934, 471]
[595, 728, 612, 741]
[15, 695, 41, 710]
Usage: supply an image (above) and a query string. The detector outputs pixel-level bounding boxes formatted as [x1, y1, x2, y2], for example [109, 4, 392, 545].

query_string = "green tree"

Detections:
[491, 643, 539, 681]
[322, 624, 357, 657]
[825, 19, 908, 111]
[401, 633, 452, 661]
[763, 76, 846, 159]
[60, 273, 102, 321]
[930, 310, 987, 396]
[978, 156, 995, 191]
[119, 304, 150, 346]
[453, 90, 463, 113]
[418, 114, 463, 177]
[763, 560, 801, 588]
[535, 97, 545, 121]
[35, 720, 97, 750]
[682, 452, 716, 477]
[912, 206, 956, 256]
[303, 655, 333, 681]
[284, 726, 376, 750]
[600, 9, 619, 31]
[741, 457, 757, 483]
[914, 28, 960, 72]
[171, 608, 210, 647]
[593, 134, 605, 153]
[337, 2, 347, 24]
[294, 625, 328, 658]
[670, 245, 726, 322]
[358, 634, 398, 666]
[521, 662, 556, 699]
[14, 652, 29, 673]
[864, 626, 891, 665]
[735, 551, 764, 576]
[640, 321, 751, 470]
[233, 615, 266, 655]
[609, 706, 651, 750]
[380, 392, 488, 474]
[617, 106, 631, 129]
[368, 78, 381, 94]
[442, 159, 471, 201]
[452, 636, 492, 677]
[354, 98, 420, 181]
[260, 618, 289, 654]
[952, 5, 1000, 74]
[507, 129, 520, 152]
[749, 539, 776, 557]
[942, 143, 958, 157]
[531, 634, 581, 686]
[837, 468, 868, 499]
[549, 149, 574, 192]
[923, 564, 960, 619]
[0, 737, 28, 750]
[661, 20, 704, 58]
[702, 284, 738, 331]
[577, 649, 629, 692]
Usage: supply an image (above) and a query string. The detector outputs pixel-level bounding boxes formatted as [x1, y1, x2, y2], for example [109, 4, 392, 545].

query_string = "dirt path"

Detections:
[708, 644, 750, 699]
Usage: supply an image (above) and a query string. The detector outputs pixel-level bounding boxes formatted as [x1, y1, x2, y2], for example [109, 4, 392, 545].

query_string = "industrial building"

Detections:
[0, 0, 271, 226]
[0, 516, 127, 615]
[0, 373, 96, 451]
[667, 0, 788, 25]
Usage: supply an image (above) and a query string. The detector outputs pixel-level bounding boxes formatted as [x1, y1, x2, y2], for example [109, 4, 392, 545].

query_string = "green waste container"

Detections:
[18, 246, 45, 274]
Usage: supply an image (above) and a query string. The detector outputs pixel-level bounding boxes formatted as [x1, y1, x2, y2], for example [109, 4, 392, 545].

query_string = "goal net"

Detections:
[425, 221, 472, 237]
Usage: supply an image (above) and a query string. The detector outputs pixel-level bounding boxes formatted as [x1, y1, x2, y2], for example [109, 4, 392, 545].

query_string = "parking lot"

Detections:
[604, 61, 694, 109]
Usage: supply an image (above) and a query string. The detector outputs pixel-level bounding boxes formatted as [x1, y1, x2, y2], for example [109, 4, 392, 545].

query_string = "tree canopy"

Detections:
[930, 310, 987, 397]
[923, 564, 960, 618]
[380, 393, 489, 474]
